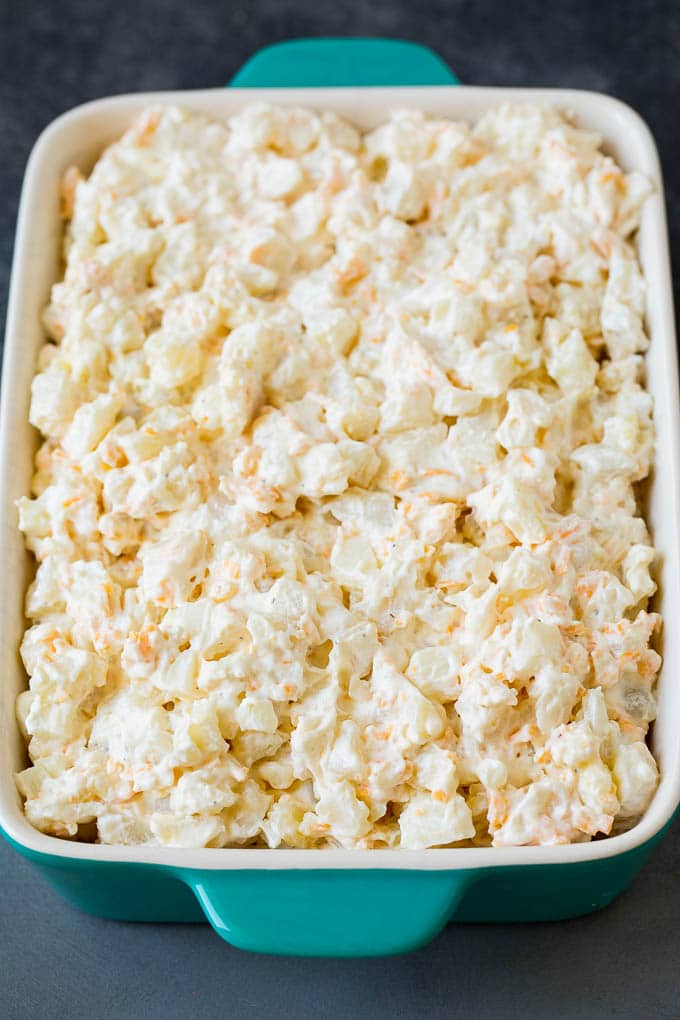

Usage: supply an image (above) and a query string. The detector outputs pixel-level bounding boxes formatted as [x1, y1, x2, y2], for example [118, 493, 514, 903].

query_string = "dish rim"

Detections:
[1, 84, 678, 872]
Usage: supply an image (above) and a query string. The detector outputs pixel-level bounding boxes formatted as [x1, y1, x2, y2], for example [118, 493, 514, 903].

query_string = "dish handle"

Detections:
[229, 38, 459, 88]
[185, 868, 474, 957]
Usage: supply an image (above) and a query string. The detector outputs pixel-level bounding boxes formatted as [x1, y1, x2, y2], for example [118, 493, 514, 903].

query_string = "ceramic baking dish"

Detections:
[1, 39, 679, 958]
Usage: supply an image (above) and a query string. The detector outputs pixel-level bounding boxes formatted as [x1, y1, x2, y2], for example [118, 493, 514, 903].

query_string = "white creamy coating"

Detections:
[16, 103, 661, 849]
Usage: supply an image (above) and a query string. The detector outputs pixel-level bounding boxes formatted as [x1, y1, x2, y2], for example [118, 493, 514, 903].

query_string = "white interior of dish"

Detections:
[1, 86, 678, 871]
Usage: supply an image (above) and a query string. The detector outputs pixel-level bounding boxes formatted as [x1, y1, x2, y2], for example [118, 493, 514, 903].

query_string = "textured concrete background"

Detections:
[1, 1, 679, 1017]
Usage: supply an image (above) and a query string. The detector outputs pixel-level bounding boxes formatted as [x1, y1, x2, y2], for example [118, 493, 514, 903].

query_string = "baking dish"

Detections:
[1, 38, 679, 957]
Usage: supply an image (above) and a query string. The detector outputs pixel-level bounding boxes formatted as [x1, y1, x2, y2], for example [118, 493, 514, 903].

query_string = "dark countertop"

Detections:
[2, 2, 679, 1017]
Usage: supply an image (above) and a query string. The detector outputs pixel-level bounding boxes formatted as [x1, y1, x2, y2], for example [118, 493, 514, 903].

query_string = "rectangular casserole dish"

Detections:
[1, 38, 679, 958]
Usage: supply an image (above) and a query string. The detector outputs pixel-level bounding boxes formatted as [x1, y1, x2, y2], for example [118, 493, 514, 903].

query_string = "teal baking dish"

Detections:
[1, 38, 679, 958]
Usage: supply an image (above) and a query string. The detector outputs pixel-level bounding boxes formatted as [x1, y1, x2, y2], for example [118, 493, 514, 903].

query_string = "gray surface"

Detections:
[1, 1, 680, 1017]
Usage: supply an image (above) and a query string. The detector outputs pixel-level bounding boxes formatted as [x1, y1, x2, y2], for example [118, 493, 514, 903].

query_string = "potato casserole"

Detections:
[14, 102, 661, 850]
